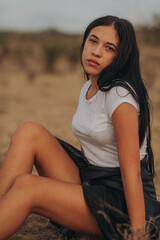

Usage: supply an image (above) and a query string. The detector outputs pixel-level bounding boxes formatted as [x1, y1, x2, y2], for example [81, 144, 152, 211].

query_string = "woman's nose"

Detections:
[92, 45, 102, 57]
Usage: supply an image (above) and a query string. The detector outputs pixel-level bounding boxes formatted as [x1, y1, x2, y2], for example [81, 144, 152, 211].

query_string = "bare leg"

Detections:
[0, 174, 103, 240]
[0, 122, 102, 239]
[0, 121, 81, 197]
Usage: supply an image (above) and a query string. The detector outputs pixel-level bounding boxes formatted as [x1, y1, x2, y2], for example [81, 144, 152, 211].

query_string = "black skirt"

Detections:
[56, 137, 160, 240]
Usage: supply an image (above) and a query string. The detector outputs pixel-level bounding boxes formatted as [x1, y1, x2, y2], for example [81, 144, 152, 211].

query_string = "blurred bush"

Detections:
[0, 30, 82, 74]
[43, 44, 65, 72]
[137, 14, 160, 45]
[0, 17, 159, 75]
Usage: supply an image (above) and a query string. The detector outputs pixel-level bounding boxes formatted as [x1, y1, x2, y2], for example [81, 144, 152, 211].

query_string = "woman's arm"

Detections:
[112, 102, 145, 237]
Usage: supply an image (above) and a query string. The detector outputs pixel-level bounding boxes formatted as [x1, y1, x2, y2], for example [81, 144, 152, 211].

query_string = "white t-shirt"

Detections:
[72, 80, 147, 167]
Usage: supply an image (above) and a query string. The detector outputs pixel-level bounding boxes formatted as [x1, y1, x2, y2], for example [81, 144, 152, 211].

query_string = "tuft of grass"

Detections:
[98, 201, 160, 239]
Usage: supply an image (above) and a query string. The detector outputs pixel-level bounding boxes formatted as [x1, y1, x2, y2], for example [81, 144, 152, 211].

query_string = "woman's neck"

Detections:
[90, 76, 99, 89]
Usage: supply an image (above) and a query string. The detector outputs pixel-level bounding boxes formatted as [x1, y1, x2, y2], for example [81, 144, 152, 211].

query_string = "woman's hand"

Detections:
[112, 102, 146, 235]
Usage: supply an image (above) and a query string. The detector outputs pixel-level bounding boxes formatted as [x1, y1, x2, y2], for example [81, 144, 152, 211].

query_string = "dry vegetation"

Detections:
[0, 26, 160, 239]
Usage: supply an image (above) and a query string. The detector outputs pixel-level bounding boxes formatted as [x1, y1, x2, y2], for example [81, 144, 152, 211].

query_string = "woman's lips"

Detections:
[87, 59, 100, 66]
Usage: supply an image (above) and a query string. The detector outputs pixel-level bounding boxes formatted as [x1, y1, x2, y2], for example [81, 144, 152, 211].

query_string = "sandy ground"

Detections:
[0, 42, 160, 239]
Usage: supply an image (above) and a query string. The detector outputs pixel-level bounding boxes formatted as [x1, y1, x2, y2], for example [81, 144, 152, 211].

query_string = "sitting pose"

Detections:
[0, 15, 159, 240]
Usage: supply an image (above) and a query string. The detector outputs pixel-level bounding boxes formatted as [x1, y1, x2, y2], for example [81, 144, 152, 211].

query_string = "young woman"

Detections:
[0, 15, 159, 240]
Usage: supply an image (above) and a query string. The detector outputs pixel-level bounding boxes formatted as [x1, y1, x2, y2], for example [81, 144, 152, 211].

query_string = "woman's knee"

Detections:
[13, 174, 37, 190]
[12, 174, 39, 203]
[6, 174, 41, 212]
[11, 121, 45, 145]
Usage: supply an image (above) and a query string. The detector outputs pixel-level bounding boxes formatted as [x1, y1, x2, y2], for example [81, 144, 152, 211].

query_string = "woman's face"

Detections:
[82, 25, 119, 82]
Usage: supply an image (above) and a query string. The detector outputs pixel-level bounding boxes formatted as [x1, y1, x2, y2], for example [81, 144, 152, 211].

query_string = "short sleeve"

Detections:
[105, 86, 139, 118]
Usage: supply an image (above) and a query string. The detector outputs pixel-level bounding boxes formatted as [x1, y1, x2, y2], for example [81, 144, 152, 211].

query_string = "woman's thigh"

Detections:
[34, 133, 81, 184]
[15, 122, 81, 184]
[26, 175, 102, 237]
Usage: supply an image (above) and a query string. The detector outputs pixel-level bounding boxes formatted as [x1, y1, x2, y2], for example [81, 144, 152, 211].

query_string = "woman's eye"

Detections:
[106, 46, 114, 51]
[89, 39, 97, 43]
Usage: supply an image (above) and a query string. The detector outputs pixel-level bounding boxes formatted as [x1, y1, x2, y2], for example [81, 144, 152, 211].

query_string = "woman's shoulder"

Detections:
[104, 83, 137, 100]
[107, 84, 132, 96]
[103, 84, 139, 118]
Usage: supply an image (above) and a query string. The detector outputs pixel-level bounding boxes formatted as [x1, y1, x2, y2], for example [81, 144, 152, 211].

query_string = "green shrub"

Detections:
[43, 44, 65, 72]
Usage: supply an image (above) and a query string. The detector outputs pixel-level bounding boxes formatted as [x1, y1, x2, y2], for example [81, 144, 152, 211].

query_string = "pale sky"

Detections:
[0, 0, 160, 33]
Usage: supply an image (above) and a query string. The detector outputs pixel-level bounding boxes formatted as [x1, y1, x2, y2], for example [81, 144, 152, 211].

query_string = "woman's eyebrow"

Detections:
[89, 34, 117, 49]
[89, 34, 99, 39]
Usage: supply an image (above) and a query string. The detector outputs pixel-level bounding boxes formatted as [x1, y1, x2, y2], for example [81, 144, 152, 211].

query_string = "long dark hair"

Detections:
[80, 16, 155, 176]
